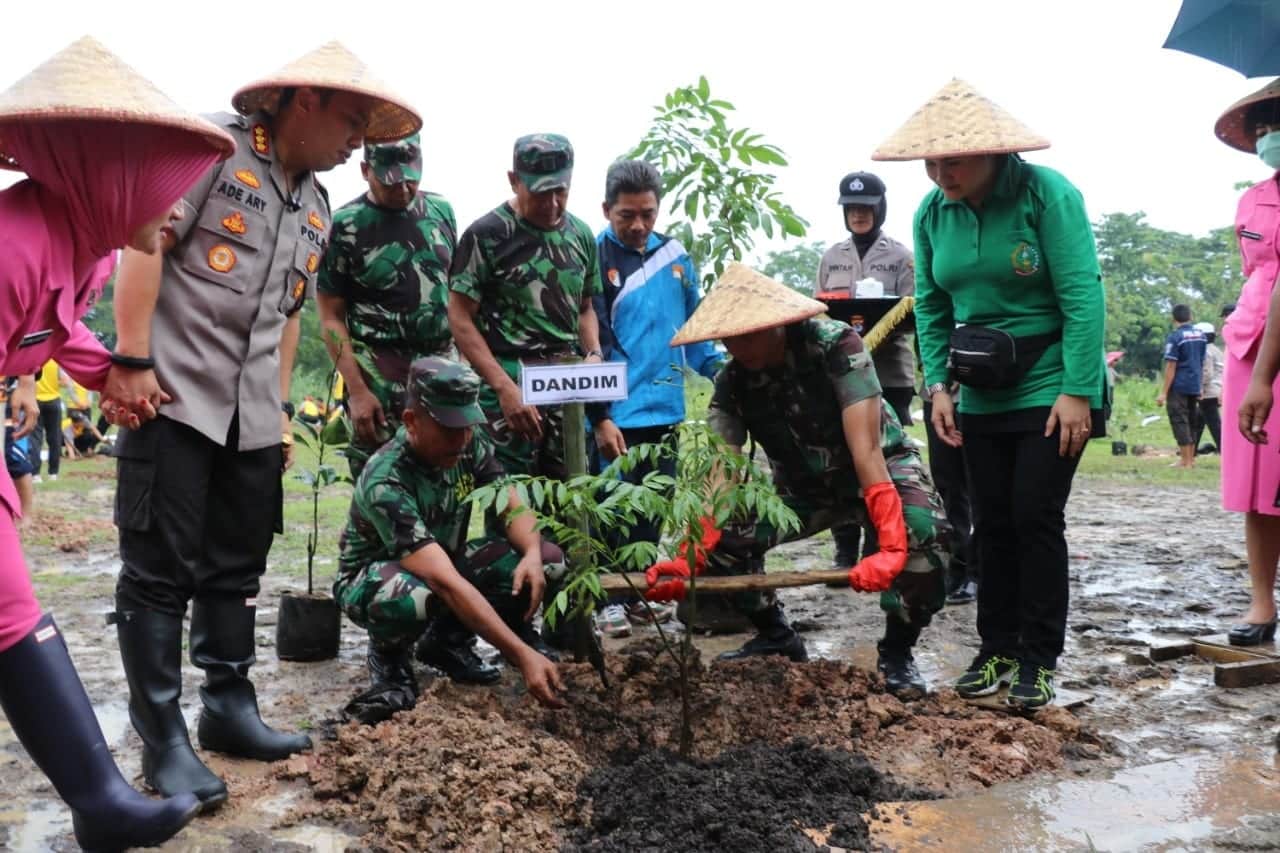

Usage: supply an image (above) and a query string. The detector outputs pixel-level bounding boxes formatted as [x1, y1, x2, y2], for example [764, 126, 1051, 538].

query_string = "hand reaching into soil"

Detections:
[518, 649, 565, 708]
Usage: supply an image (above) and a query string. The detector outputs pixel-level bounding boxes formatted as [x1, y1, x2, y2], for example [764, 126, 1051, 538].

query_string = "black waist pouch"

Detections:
[948, 325, 1062, 390]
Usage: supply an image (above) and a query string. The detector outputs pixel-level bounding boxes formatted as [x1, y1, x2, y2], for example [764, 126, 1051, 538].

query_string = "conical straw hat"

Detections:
[670, 263, 827, 346]
[1215, 77, 1280, 153]
[232, 41, 421, 143]
[0, 36, 234, 170]
[871, 79, 1049, 162]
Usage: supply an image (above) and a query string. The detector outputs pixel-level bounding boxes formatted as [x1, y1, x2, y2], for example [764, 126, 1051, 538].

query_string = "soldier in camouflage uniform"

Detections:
[334, 356, 565, 708]
[652, 264, 950, 698]
[317, 133, 457, 480]
[447, 133, 604, 482]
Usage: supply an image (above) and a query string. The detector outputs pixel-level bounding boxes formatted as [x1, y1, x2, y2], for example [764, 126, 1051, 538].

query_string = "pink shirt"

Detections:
[0, 181, 113, 516]
[1223, 173, 1280, 362]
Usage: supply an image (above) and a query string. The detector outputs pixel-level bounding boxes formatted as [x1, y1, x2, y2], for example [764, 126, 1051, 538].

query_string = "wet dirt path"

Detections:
[0, 473, 1276, 851]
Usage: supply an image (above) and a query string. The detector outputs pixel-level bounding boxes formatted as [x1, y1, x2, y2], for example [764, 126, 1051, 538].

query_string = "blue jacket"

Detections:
[592, 227, 724, 428]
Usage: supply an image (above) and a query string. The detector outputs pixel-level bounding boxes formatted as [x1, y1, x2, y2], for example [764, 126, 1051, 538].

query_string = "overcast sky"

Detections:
[3, 0, 1273, 262]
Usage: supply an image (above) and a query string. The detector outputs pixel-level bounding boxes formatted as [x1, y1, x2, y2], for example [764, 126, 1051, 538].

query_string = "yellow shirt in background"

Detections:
[35, 361, 61, 403]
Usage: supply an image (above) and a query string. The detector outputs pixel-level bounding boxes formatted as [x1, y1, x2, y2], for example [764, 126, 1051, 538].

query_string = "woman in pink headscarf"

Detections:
[0, 38, 233, 850]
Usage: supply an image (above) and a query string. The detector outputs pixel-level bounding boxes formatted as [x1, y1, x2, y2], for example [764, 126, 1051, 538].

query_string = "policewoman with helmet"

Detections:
[817, 172, 916, 569]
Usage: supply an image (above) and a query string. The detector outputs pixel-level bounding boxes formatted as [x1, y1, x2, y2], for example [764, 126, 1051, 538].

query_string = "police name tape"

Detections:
[520, 362, 629, 405]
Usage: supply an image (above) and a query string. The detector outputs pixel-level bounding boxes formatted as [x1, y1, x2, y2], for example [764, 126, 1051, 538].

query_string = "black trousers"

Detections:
[962, 427, 1081, 670]
[30, 399, 62, 476]
[115, 415, 283, 616]
[590, 423, 677, 604]
[923, 401, 976, 584]
[1193, 397, 1222, 451]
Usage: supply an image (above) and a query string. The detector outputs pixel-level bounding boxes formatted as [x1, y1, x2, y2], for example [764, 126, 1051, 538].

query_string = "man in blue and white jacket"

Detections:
[589, 160, 724, 635]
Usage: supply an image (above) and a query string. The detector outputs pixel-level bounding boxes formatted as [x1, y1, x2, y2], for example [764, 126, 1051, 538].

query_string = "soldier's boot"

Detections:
[191, 596, 312, 761]
[112, 605, 227, 810]
[717, 604, 808, 662]
[368, 639, 419, 697]
[493, 598, 561, 663]
[0, 614, 201, 851]
[830, 523, 863, 569]
[877, 616, 927, 700]
[414, 613, 501, 685]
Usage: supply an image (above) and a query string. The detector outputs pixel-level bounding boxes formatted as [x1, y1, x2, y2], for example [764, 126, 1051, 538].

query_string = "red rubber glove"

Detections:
[644, 517, 722, 600]
[848, 481, 908, 592]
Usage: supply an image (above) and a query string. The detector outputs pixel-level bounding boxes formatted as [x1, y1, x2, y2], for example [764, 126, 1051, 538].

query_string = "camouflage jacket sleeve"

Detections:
[353, 475, 436, 561]
[448, 225, 488, 303]
[706, 368, 748, 446]
[579, 224, 602, 299]
[821, 323, 882, 409]
[428, 194, 459, 258]
[316, 208, 355, 298]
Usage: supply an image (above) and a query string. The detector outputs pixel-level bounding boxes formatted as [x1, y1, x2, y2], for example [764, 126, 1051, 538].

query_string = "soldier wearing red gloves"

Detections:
[649, 264, 949, 698]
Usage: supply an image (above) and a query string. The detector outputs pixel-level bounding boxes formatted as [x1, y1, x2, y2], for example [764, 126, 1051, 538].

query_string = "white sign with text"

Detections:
[520, 362, 629, 405]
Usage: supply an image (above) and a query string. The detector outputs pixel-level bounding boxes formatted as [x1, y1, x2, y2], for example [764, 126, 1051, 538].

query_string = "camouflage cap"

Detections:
[364, 132, 422, 185]
[408, 356, 487, 428]
[512, 133, 573, 192]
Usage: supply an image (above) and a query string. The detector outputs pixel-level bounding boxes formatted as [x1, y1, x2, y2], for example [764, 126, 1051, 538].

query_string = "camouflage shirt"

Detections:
[448, 203, 600, 365]
[708, 318, 908, 496]
[317, 191, 457, 356]
[337, 426, 503, 578]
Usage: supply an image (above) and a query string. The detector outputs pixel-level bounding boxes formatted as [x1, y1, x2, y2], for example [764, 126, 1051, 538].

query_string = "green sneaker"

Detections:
[1006, 663, 1055, 710]
[954, 653, 1018, 698]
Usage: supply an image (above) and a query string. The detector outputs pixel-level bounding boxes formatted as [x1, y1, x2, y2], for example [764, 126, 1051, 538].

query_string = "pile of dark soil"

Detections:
[564, 739, 932, 853]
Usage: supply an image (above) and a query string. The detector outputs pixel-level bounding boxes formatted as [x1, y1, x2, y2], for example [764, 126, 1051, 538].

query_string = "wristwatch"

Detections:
[924, 382, 949, 398]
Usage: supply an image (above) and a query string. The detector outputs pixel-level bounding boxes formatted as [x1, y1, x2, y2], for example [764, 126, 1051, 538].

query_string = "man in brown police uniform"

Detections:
[101, 42, 422, 812]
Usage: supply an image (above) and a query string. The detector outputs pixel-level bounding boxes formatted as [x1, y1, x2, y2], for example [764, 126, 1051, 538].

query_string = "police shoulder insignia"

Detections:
[306, 252, 319, 273]
[251, 124, 270, 155]
[208, 244, 237, 273]
[233, 169, 261, 189]
[1011, 241, 1041, 277]
[308, 210, 324, 230]
[221, 211, 247, 235]
[292, 278, 306, 301]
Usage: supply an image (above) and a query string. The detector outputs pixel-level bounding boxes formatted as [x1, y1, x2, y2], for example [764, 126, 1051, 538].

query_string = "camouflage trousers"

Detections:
[345, 345, 454, 480]
[333, 536, 567, 648]
[477, 355, 567, 480]
[708, 446, 950, 628]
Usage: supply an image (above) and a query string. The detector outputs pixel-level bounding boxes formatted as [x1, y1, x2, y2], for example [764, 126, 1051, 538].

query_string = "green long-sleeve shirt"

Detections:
[913, 155, 1105, 415]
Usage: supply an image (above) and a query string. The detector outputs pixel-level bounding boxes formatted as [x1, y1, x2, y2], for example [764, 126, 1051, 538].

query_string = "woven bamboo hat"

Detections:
[871, 78, 1049, 161]
[0, 36, 234, 170]
[1215, 78, 1280, 153]
[670, 263, 827, 346]
[232, 41, 421, 143]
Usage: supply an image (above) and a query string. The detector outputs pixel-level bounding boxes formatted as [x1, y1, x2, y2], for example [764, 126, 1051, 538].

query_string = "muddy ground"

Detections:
[1, 466, 1278, 851]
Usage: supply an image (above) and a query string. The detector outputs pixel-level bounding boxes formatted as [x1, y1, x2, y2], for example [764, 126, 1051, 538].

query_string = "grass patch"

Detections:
[272, 440, 353, 592]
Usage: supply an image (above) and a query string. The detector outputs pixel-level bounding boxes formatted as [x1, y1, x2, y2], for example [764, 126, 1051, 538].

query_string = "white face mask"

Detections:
[1257, 130, 1280, 169]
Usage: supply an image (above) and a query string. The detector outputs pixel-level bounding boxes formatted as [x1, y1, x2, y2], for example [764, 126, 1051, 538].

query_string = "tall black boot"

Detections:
[190, 596, 311, 761]
[717, 604, 808, 662]
[0, 614, 200, 851]
[414, 612, 501, 685]
[493, 596, 561, 662]
[877, 615, 927, 699]
[112, 606, 227, 810]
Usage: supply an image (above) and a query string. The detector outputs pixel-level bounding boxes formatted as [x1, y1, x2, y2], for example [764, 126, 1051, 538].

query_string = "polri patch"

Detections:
[208, 244, 237, 273]
[234, 169, 261, 189]
[221, 211, 247, 235]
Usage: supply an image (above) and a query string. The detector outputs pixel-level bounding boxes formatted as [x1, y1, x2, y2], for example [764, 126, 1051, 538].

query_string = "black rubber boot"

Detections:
[494, 598, 561, 663]
[877, 615, 927, 699]
[830, 523, 863, 569]
[0, 614, 200, 851]
[717, 605, 808, 662]
[414, 613, 501, 685]
[370, 639, 420, 697]
[112, 606, 227, 810]
[190, 596, 312, 761]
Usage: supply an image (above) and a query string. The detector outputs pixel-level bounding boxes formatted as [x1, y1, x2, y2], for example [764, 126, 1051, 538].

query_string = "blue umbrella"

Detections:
[1163, 0, 1280, 77]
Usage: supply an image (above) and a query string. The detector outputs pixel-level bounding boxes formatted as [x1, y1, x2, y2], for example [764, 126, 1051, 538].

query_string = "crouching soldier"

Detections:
[334, 356, 564, 708]
[648, 264, 949, 699]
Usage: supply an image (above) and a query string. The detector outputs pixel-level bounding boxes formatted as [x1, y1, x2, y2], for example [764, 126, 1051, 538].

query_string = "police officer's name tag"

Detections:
[521, 362, 629, 405]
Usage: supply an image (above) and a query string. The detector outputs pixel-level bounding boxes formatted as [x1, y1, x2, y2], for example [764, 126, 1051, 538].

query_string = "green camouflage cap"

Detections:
[512, 133, 573, 192]
[408, 356, 487, 428]
[364, 132, 422, 185]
